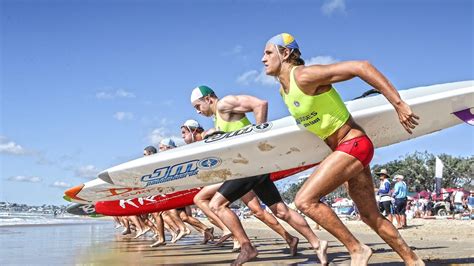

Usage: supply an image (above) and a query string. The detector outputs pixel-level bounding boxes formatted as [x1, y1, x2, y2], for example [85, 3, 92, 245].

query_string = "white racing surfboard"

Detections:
[64, 178, 181, 204]
[65, 165, 316, 203]
[97, 81, 474, 189]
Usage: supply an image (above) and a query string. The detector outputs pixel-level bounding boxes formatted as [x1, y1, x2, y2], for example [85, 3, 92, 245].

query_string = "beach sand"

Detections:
[1, 218, 473, 265]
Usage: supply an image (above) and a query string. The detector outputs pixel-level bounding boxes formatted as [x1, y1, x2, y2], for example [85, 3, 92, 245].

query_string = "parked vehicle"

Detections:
[432, 200, 451, 216]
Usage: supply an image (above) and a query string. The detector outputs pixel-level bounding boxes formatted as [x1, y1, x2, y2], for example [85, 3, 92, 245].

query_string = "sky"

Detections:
[0, 0, 472, 205]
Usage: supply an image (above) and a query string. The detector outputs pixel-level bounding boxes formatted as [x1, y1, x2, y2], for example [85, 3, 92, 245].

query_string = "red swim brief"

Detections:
[335, 135, 374, 167]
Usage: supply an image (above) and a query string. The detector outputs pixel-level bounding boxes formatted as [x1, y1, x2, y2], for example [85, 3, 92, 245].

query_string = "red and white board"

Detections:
[94, 164, 315, 216]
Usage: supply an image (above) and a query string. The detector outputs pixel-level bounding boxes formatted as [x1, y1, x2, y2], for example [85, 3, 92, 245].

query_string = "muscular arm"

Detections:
[217, 95, 268, 124]
[297, 61, 403, 104]
[296, 61, 419, 133]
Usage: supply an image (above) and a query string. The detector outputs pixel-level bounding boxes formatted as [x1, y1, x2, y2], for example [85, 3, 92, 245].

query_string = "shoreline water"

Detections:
[0, 212, 110, 227]
[1, 217, 473, 265]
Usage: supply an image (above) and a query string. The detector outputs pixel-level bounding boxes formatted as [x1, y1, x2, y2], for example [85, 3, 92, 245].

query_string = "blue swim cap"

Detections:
[266, 33, 299, 49]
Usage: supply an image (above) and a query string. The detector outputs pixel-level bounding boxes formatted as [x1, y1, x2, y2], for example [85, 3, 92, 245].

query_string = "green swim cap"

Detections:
[190, 85, 215, 103]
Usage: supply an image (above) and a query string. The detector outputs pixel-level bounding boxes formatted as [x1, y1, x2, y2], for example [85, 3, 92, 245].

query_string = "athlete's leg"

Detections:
[150, 213, 166, 247]
[194, 183, 230, 235]
[150, 212, 166, 245]
[168, 209, 190, 237]
[347, 167, 424, 265]
[143, 216, 160, 237]
[294, 151, 371, 265]
[129, 215, 149, 238]
[210, 192, 257, 265]
[178, 208, 214, 244]
[163, 211, 187, 242]
[178, 208, 205, 233]
[252, 176, 327, 262]
[121, 217, 131, 235]
[240, 192, 297, 251]
[162, 211, 180, 242]
[113, 216, 121, 228]
[268, 201, 328, 262]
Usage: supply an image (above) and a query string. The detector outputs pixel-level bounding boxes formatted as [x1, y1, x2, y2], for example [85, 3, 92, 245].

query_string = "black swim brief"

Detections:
[217, 174, 282, 207]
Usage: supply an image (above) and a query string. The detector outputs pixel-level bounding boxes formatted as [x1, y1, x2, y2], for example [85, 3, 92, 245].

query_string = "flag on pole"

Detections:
[435, 156, 444, 195]
[435, 156, 444, 178]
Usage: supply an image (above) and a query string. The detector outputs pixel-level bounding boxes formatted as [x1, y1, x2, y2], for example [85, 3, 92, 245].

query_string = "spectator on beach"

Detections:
[405, 199, 416, 220]
[468, 191, 474, 218]
[375, 169, 393, 222]
[393, 174, 408, 229]
[452, 187, 466, 219]
[424, 196, 434, 217]
[419, 196, 428, 217]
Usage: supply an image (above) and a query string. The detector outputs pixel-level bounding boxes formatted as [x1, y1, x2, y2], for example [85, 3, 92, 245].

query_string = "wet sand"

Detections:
[1, 218, 473, 265]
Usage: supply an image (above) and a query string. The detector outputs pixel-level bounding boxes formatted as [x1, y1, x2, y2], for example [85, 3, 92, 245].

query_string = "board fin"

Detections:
[453, 108, 474, 126]
[99, 171, 113, 184]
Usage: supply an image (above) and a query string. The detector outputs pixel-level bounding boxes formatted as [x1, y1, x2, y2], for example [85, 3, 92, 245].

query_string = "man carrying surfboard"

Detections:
[191, 86, 328, 265]
[181, 119, 297, 252]
[180, 120, 235, 246]
[261, 33, 423, 266]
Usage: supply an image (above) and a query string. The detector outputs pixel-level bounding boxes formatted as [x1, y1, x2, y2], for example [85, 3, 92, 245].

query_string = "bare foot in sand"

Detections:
[201, 227, 214, 244]
[350, 244, 372, 266]
[121, 228, 131, 235]
[150, 240, 166, 247]
[214, 232, 233, 246]
[184, 227, 191, 235]
[288, 236, 299, 256]
[172, 229, 186, 243]
[231, 243, 258, 266]
[170, 230, 178, 243]
[406, 258, 425, 266]
[314, 240, 328, 265]
[232, 238, 241, 253]
[134, 227, 150, 239]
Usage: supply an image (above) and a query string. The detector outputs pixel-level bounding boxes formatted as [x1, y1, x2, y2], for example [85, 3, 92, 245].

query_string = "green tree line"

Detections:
[282, 151, 473, 203]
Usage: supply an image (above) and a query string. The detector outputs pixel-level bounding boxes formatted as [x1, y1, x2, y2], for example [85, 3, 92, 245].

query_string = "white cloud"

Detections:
[305, 56, 339, 65]
[322, 0, 346, 16]
[74, 165, 99, 179]
[51, 181, 71, 188]
[96, 89, 136, 99]
[222, 45, 243, 56]
[7, 175, 42, 183]
[232, 45, 243, 54]
[236, 68, 278, 86]
[147, 128, 184, 147]
[113, 112, 134, 121]
[148, 128, 167, 146]
[160, 117, 172, 126]
[115, 89, 135, 98]
[237, 70, 259, 85]
[0, 136, 28, 155]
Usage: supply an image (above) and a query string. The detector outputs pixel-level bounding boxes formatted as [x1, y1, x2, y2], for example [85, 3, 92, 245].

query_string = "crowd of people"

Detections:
[374, 169, 473, 224]
[375, 169, 409, 229]
[105, 33, 427, 265]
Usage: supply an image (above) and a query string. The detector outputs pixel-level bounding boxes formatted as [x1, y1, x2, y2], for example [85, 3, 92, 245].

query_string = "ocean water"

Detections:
[0, 212, 106, 226]
[0, 221, 115, 265]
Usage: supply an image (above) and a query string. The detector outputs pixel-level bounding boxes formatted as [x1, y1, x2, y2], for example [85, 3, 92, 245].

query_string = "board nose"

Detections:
[64, 184, 85, 201]
[99, 171, 113, 184]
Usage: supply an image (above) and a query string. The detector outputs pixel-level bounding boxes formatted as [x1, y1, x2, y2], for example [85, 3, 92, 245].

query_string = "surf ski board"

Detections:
[65, 164, 316, 204]
[96, 81, 474, 190]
